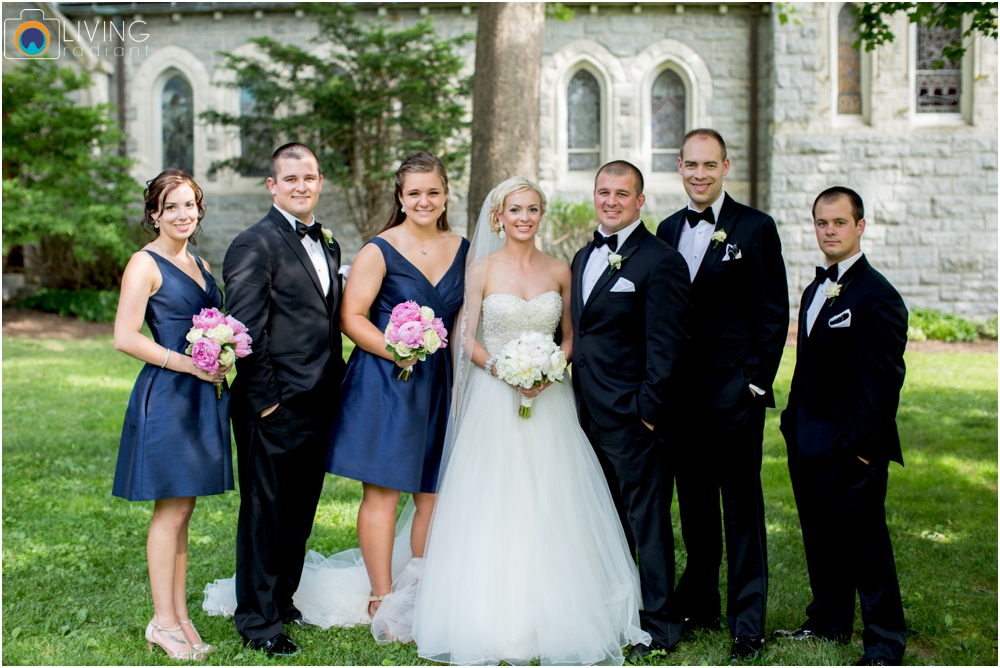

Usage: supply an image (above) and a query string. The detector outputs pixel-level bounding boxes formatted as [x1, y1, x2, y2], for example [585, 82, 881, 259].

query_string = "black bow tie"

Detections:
[816, 264, 839, 283]
[593, 230, 618, 252]
[295, 220, 324, 242]
[685, 207, 715, 228]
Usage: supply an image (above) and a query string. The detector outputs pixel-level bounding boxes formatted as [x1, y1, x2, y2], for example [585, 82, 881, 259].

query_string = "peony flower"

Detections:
[218, 347, 236, 368]
[396, 321, 426, 349]
[432, 317, 448, 347]
[384, 323, 400, 345]
[422, 328, 442, 354]
[191, 338, 222, 375]
[192, 307, 226, 330]
[205, 324, 234, 345]
[230, 332, 252, 357]
[394, 340, 412, 357]
[390, 301, 422, 326]
[224, 315, 247, 336]
[185, 327, 205, 343]
[419, 305, 436, 326]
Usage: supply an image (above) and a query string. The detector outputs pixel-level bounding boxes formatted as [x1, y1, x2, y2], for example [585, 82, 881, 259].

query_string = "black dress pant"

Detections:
[582, 404, 684, 649]
[672, 401, 768, 639]
[232, 403, 333, 643]
[788, 450, 907, 665]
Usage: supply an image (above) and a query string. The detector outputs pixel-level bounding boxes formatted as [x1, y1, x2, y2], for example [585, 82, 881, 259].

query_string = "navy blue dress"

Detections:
[328, 236, 468, 493]
[113, 250, 234, 501]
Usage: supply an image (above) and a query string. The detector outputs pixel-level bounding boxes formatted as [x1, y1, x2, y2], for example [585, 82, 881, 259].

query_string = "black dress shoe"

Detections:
[773, 627, 850, 645]
[625, 640, 674, 664]
[684, 616, 721, 634]
[729, 636, 764, 661]
[855, 658, 888, 666]
[283, 615, 308, 628]
[245, 632, 300, 656]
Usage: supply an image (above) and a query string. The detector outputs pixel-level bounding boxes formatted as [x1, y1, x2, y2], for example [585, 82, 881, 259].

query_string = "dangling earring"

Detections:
[153, 220, 159, 229]
[498, 222, 506, 240]
[441, 204, 446, 212]
[536, 220, 543, 235]
[400, 203, 405, 213]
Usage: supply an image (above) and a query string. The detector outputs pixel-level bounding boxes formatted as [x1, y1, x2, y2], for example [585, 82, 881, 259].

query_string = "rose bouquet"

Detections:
[384, 301, 448, 381]
[184, 307, 253, 398]
[495, 331, 568, 419]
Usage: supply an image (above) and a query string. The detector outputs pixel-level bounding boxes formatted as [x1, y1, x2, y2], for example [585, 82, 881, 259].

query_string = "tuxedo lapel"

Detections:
[798, 280, 819, 349]
[572, 242, 592, 319]
[671, 217, 684, 248]
[270, 208, 329, 306]
[693, 194, 740, 284]
[807, 255, 868, 341]
[323, 238, 339, 310]
[582, 225, 647, 317]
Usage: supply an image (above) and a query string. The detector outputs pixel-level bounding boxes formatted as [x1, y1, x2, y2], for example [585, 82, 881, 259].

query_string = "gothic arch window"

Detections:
[651, 69, 686, 172]
[915, 22, 961, 113]
[162, 74, 194, 173]
[567, 69, 601, 171]
[837, 4, 862, 115]
[239, 87, 271, 177]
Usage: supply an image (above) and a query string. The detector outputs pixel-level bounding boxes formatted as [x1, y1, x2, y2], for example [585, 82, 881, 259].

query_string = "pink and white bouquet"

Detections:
[184, 307, 253, 398]
[384, 301, 448, 381]
[495, 331, 568, 419]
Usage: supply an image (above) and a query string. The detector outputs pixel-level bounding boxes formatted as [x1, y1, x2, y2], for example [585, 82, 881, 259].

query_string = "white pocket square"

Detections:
[828, 309, 852, 328]
[721, 243, 742, 261]
[610, 277, 635, 293]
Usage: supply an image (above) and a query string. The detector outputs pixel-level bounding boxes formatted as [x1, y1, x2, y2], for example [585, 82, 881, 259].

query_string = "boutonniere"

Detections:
[825, 282, 842, 306]
[321, 227, 336, 249]
[607, 252, 628, 276]
[711, 229, 727, 249]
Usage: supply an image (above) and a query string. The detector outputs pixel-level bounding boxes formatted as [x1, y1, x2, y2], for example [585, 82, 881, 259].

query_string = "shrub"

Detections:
[543, 200, 596, 265]
[978, 315, 998, 340]
[17, 289, 120, 323]
[907, 307, 983, 343]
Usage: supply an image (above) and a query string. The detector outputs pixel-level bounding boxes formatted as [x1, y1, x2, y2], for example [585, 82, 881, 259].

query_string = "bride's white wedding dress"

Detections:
[203, 291, 649, 665]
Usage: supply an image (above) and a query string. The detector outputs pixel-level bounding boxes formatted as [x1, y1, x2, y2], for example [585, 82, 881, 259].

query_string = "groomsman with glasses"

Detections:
[655, 128, 789, 660]
[775, 187, 908, 667]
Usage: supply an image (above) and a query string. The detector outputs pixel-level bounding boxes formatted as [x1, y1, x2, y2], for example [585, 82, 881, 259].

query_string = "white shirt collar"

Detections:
[597, 218, 644, 248]
[686, 190, 726, 225]
[822, 251, 864, 279]
[273, 204, 315, 228]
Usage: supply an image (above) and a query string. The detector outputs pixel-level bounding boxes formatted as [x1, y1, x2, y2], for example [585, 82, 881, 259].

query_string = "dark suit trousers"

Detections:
[672, 401, 768, 639]
[582, 403, 683, 648]
[232, 403, 333, 643]
[788, 451, 907, 664]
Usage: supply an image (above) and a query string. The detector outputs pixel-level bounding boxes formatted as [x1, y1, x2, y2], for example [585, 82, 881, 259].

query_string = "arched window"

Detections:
[162, 74, 194, 173]
[239, 87, 271, 177]
[837, 4, 861, 114]
[651, 69, 685, 172]
[916, 22, 961, 113]
[567, 69, 600, 171]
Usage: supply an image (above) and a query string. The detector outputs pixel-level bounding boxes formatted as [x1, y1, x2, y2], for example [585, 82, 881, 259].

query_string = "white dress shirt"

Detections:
[274, 204, 331, 296]
[677, 191, 726, 283]
[806, 251, 864, 336]
[582, 218, 644, 304]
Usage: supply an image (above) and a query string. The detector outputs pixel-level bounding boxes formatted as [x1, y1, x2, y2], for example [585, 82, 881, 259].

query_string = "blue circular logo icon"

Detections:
[15, 21, 50, 57]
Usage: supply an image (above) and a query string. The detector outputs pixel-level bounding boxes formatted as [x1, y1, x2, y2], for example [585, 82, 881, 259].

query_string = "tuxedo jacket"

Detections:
[571, 223, 692, 431]
[223, 206, 345, 416]
[656, 194, 789, 411]
[781, 255, 907, 465]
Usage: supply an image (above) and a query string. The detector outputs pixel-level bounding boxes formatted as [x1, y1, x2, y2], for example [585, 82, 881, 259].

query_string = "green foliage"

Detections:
[776, 2, 805, 27]
[202, 4, 471, 242]
[3, 338, 998, 665]
[852, 3, 998, 66]
[542, 200, 596, 265]
[546, 2, 575, 21]
[2, 61, 142, 289]
[907, 307, 989, 343]
[16, 289, 120, 324]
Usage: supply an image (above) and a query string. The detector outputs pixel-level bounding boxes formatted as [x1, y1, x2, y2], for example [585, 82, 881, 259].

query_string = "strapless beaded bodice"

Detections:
[481, 291, 563, 357]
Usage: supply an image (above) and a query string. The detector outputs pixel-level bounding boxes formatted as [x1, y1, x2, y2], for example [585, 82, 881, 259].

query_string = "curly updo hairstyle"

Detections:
[381, 152, 451, 233]
[487, 176, 548, 233]
[141, 169, 206, 245]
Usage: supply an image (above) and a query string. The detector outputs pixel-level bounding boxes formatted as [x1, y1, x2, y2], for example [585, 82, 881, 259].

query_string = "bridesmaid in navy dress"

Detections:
[328, 152, 468, 618]
[113, 170, 233, 660]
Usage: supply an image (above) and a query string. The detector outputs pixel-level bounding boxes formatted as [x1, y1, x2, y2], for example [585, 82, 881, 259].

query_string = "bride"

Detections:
[204, 177, 649, 664]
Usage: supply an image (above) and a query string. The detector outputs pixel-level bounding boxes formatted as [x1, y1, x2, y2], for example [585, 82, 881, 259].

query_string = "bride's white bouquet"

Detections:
[495, 331, 568, 419]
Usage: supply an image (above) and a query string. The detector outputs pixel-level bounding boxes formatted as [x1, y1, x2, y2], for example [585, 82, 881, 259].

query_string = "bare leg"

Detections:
[147, 497, 197, 655]
[410, 492, 437, 558]
[358, 483, 401, 616]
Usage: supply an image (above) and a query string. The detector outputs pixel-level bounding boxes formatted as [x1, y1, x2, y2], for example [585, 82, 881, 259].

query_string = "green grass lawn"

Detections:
[3, 336, 996, 665]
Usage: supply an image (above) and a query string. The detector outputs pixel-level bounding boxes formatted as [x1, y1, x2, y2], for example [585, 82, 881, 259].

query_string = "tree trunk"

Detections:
[467, 2, 545, 237]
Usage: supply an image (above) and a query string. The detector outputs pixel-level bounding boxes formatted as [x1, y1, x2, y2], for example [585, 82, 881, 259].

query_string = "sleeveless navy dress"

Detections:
[328, 236, 468, 493]
[113, 250, 234, 501]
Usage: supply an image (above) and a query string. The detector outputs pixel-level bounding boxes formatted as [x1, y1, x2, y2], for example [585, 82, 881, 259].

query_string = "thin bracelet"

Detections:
[161, 348, 171, 369]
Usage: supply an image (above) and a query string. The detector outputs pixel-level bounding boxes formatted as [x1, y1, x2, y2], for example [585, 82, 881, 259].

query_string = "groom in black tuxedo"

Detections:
[775, 187, 907, 666]
[571, 160, 692, 658]
[655, 129, 788, 659]
[223, 143, 344, 656]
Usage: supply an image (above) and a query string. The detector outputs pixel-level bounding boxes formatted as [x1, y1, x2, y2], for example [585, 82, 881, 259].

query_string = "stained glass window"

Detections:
[567, 69, 600, 171]
[916, 23, 961, 113]
[651, 69, 685, 171]
[838, 4, 862, 115]
[162, 74, 194, 173]
[239, 88, 271, 177]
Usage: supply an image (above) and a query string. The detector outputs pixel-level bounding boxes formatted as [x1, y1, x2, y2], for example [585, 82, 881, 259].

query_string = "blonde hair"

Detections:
[488, 176, 548, 233]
